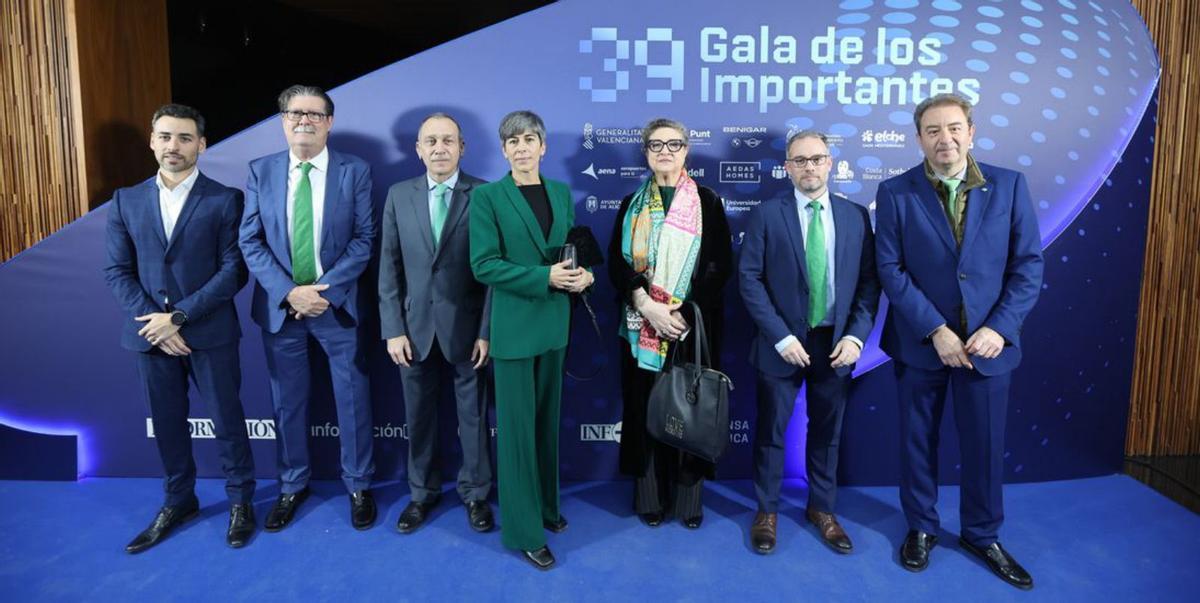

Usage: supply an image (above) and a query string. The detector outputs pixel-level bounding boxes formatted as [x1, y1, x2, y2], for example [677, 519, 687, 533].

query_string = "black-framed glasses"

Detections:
[786, 154, 829, 168]
[282, 110, 330, 123]
[645, 139, 687, 153]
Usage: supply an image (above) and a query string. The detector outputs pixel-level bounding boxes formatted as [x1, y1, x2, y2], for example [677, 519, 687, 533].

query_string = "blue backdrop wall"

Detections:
[0, 0, 1159, 485]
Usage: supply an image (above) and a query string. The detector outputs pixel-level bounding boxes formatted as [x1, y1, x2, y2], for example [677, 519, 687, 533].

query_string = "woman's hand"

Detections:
[633, 290, 688, 339]
[549, 259, 586, 291]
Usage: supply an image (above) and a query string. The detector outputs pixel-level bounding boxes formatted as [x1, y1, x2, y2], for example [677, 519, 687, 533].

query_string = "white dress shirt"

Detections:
[285, 147, 329, 279]
[156, 168, 200, 241]
[775, 188, 864, 354]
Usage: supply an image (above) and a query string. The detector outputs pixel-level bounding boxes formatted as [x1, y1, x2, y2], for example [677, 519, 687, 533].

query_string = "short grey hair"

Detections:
[277, 84, 334, 116]
[641, 118, 688, 147]
[913, 93, 973, 130]
[498, 110, 546, 142]
[785, 129, 829, 155]
[417, 112, 464, 141]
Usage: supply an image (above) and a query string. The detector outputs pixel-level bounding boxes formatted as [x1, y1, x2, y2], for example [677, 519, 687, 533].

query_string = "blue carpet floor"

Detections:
[0, 475, 1195, 601]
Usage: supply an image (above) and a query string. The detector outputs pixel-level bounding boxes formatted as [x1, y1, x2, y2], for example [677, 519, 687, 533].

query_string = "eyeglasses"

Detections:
[645, 139, 687, 153]
[785, 154, 829, 168]
[282, 110, 330, 123]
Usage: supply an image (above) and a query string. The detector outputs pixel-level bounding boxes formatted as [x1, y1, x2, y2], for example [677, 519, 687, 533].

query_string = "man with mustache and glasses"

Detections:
[105, 104, 256, 552]
[378, 113, 494, 534]
[239, 84, 379, 532]
[875, 93, 1043, 589]
[739, 130, 879, 556]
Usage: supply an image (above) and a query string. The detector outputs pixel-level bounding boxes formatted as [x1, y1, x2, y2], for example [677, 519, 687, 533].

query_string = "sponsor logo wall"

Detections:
[0, 0, 1159, 484]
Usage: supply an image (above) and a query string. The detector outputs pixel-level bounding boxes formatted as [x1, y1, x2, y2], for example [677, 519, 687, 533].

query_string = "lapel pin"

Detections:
[981, 187, 989, 192]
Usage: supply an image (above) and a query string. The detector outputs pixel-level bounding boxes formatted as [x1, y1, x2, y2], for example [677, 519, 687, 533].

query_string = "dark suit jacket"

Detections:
[104, 172, 248, 351]
[875, 161, 1044, 376]
[238, 148, 377, 334]
[469, 173, 574, 360]
[739, 193, 880, 378]
[378, 171, 492, 363]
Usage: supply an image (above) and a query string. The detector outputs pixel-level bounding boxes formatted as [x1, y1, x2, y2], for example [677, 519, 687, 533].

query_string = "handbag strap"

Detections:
[666, 301, 711, 369]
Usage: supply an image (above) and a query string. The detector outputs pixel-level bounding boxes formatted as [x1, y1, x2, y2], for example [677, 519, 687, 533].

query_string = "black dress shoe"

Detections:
[350, 490, 376, 530]
[396, 499, 437, 533]
[521, 545, 556, 570]
[900, 530, 937, 572]
[683, 514, 704, 529]
[264, 487, 309, 532]
[466, 500, 494, 532]
[959, 538, 1034, 590]
[751, 512, 777, 554]
[638, 511, 664, 528]
[226, 503, 255, 548]
[125, 497, 200, 554]
[543, 515, 568, 533]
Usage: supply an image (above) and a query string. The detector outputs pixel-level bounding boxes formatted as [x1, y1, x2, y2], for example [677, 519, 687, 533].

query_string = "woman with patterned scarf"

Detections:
[607, 118, 733, 529]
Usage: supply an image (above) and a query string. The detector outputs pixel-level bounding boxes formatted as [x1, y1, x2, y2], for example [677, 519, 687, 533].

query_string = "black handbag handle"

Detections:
[665, 300, 711, 369]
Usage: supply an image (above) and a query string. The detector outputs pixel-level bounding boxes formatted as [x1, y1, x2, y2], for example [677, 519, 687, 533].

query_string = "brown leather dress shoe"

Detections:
[806, 509, 853, 553]
[750, 512, 777, 554]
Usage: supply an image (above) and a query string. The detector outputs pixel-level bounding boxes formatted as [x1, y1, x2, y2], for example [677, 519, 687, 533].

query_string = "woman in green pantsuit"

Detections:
[469, 110, 592, 570]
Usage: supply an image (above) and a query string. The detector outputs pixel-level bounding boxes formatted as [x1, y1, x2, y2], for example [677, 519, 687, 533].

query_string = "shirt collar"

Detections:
[155, 167, 200, 194]
[793, 187, 831, 211]
[289, 146, 329, 172]
[427, 170, 460, 191]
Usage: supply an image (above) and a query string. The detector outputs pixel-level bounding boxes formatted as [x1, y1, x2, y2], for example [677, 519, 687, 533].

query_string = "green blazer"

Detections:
[469, 173, 574, 360]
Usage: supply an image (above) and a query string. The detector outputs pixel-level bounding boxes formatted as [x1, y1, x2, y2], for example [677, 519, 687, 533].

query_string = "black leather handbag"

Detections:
[646, 301, 734, 463]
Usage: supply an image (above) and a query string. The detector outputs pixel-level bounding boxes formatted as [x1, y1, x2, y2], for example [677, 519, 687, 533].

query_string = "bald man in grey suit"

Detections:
[379, 112, 493, 534]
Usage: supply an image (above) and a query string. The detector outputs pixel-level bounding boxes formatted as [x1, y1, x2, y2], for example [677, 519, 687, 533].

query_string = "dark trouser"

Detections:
[261, 309, 374, 494]
[399, 337, 491, 504]
[136, 342, 255, 507]
[493, 347, 564, 551]
[634, 442, 704, 519]
[753, 327, 847, 514]
[896, 361, 1010, 547]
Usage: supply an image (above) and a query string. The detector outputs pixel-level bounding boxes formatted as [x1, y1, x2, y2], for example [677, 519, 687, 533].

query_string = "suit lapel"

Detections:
[409, 178, 436, 255]
[142, 179, 169, 251]
[780, 195, 809, 289]
[432, 176, 473, 263]
[164, 174, 206, 257]
[959, 170, 992, 257]
[910, 169, 958, 254]
[499, 173, 551, 261]
[321, 151, 343, 253]
[545, 181, 568, 249]
[831, 197, 853, 325]
[269, 153, 293, 274]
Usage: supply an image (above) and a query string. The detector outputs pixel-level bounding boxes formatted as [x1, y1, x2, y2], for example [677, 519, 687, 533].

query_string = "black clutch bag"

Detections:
[645, 301, 733, 463]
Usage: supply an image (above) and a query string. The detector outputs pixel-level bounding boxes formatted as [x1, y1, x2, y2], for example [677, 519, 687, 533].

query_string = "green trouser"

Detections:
[493, 347, 565, 551]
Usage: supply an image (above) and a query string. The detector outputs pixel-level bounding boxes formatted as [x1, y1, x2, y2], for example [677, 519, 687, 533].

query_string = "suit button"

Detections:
[959, 273, 967, 280]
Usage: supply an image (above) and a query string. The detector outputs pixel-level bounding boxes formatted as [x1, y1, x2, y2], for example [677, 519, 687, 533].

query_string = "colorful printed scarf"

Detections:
[618, 171, 704, 371]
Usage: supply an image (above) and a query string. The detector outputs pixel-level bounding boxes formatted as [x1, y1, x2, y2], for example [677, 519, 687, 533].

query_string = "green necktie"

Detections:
[806, 200, 828, 327]
[291, 162, 316, 285]
[944, 177, 962, 226]
[431, 182, 450, 246]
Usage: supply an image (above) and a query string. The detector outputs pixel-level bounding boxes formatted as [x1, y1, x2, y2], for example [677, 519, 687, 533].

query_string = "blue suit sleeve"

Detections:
[738, 203, 792, 345]
[174, 190, 249, 320]
[844, 204, 881, 343]
[983, 172, 1044, 343]
[239, 162, 296, 310]
[874, 181, 946, 338]
[318, 162, 377, 309]
[103, 190, 160, 317]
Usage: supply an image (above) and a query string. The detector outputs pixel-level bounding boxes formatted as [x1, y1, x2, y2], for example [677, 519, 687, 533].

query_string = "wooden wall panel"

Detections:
[0, 0, 85, 263]
[0, 0, 168, 264]
[1127, 0, 1200, 456]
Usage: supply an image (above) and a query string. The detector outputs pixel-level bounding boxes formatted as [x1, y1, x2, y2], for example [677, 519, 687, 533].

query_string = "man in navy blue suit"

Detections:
[875, 93, 1043, 589]
[239, 85, 378, 531]
[105, 104, 256, 552]
[740, 130, 880, 555]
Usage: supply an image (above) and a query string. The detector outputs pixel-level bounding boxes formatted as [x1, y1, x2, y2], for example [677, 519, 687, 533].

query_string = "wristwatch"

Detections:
[170, 310, 188, 326]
